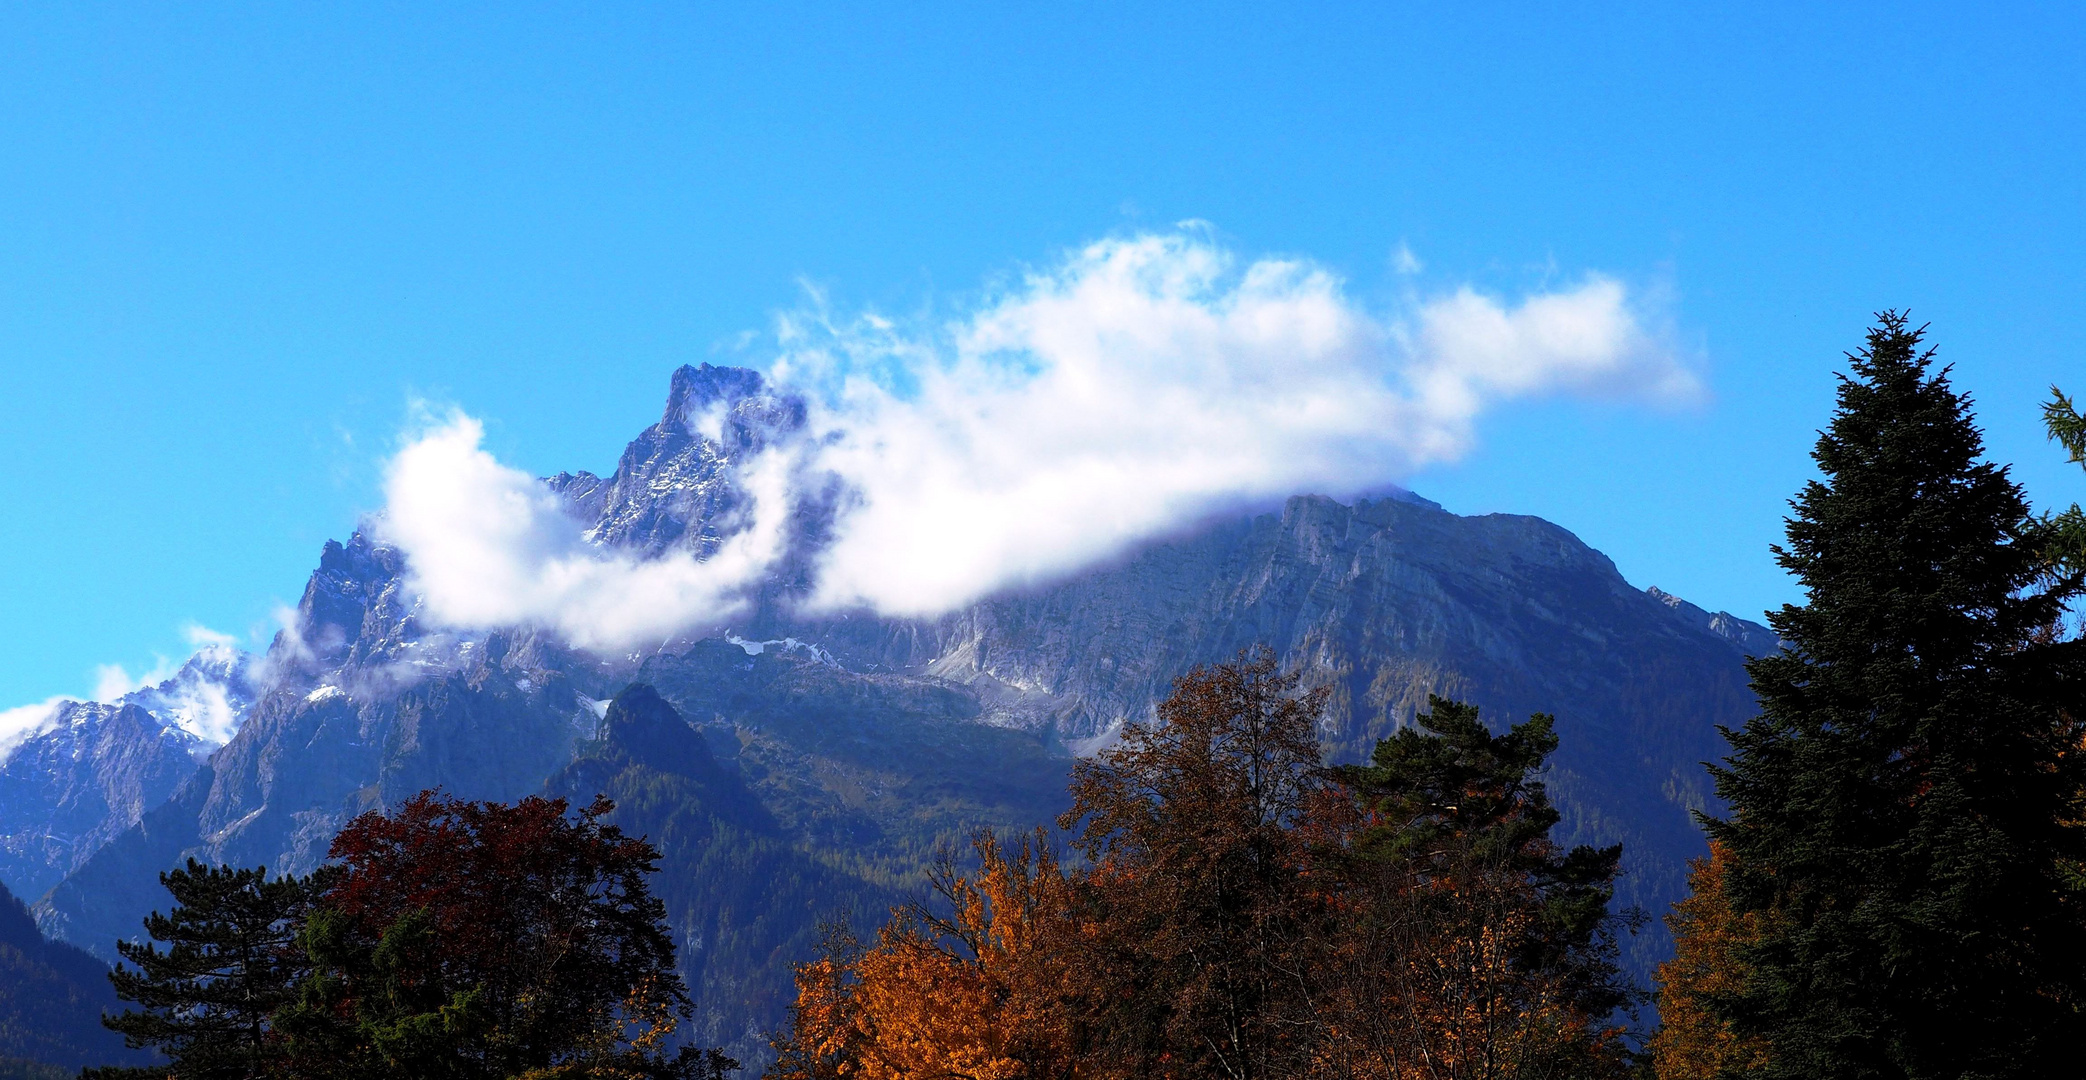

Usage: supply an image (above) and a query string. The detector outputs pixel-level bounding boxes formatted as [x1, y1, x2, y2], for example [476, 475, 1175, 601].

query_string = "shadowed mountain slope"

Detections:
[0, 879, 137, 1071]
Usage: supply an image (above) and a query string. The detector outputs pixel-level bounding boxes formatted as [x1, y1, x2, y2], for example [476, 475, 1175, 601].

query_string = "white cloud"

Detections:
[182, 623, 239, 651]
[1392, 242, 1423, 276]
[93, 658, 177, 703]
[375, 229, 1699, 643]
[376, 412, 795, 650]
[0, 697, 68, 760]
[785, 232, 1697, 614]
[151, 677, 241, 746]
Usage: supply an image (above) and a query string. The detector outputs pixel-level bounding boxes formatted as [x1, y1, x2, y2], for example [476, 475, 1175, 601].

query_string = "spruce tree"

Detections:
[89, 860, 318, 1080]
[1707, 314, 2086, 1079]
[2042, 387, 2086, 576]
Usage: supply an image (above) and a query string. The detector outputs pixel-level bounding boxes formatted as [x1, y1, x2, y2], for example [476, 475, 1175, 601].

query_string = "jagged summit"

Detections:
[547, 364, 807, 556]
[119, 644, 259, 748]
[1646, 585, 1782, 658]
[663, 363, 771, 434]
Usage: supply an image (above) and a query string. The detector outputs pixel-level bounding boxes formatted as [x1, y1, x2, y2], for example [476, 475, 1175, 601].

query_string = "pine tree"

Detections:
[1707, 314, 2086, 1078]
[88, 860, 319, 1080]
[1310, 697, 1638, 1079]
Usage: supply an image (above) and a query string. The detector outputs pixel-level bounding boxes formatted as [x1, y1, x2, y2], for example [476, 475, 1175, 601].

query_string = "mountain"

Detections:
[0, 648, 257, 900]
[788, 491, 1766, 974]
[547, 683, 896, 1050]
[0, 878, 137, 1071]
[24, 363, 1770, 1063]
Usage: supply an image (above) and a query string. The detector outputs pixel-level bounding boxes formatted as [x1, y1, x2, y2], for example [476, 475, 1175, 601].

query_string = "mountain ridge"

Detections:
[15, 363, 1767, 1065]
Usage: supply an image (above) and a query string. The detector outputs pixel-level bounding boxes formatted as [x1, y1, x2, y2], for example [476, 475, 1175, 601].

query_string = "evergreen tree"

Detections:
[2041, 386, 2086, 577]
[88, 860, 319, 1080]
[1707, 314, 2086, 1078]
[1334, 698, 1636, 1025]
[1310, 697, 1637, 1079]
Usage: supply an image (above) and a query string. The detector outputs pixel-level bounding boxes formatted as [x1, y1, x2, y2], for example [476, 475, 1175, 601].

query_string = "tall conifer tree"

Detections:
[90, 860, 318, 1080]
[1707, 314, 2086, 1078]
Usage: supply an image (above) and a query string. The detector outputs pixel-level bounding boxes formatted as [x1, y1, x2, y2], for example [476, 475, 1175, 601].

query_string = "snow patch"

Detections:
[723, 634, 836, 665]
[305, 685, 347, 704]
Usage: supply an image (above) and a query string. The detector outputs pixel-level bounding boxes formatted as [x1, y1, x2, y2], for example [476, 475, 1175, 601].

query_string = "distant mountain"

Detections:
[0, 878, 136, 1071]
[0, 647, 257, 900]
[25, 364, 1771, 1064]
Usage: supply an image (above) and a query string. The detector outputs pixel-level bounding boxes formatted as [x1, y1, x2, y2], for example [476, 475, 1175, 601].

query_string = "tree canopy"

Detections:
[97, 790, 735, 1080]
[769, 652, 1637, 1080]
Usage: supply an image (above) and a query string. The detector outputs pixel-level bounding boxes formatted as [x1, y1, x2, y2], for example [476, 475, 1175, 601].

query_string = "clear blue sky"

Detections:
[3, 3, 2082, 707]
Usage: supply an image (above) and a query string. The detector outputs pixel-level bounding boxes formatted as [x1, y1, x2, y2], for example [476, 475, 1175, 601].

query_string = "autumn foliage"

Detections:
[98, 791, 733, 1080]
[768, 651, 1637, 1080]
[1647, 843, 1769, 1080]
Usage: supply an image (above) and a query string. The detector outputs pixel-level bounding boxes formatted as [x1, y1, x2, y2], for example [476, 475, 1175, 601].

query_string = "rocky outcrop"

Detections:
[0, 703, 200, 899]
[0, 647, 259, 900]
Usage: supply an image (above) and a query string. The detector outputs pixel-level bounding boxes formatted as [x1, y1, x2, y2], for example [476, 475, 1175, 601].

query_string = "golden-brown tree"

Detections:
[769, 834, 1079, 1080]
[1649, 843, 1769, 1080]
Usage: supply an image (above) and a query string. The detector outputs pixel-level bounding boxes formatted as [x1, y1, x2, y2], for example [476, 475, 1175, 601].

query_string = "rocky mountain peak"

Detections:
[664, 363, 771, 434]
[119, 645, 260, 750]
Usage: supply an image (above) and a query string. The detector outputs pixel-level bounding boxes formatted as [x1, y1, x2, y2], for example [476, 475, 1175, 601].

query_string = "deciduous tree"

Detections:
[1649, 842, 1768, 1080]
[276, 791, 731, 1080]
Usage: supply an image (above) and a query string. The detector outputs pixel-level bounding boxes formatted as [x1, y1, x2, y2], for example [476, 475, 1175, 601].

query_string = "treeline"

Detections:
[0, 882, 135, 1073]
[767, 654, 1640, 1080]
[90, 793, 736, 1080]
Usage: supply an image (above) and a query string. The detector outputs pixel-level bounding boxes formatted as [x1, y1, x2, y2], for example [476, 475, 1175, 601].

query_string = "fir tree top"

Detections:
[1769, 311, 2056, 687]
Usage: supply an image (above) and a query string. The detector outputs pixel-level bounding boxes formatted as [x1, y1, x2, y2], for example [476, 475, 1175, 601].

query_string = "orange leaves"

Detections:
[1648, 842, 1771, 1080]
[853, 936, 1024, 1080]
[770, 658, 1636, 1080]
[772, 833, 1078, 1080]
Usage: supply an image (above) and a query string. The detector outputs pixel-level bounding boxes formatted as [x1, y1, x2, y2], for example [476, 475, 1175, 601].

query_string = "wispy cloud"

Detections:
[0, 697, 68, 759]
[377, 229, 1700, 646]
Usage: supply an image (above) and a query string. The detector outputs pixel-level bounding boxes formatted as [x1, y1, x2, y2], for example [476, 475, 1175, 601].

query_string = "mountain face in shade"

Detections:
[0, 877, 138, 1071]
[24, 363, 1770, 1065]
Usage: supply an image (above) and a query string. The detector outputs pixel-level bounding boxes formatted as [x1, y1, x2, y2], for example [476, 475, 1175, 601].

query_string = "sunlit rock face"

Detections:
[0, 647, 261, 900]
[26, 364, 1771, 1064]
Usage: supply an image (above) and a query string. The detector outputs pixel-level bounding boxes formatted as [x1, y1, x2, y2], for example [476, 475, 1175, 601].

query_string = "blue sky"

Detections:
[3, 3, 2083, 707]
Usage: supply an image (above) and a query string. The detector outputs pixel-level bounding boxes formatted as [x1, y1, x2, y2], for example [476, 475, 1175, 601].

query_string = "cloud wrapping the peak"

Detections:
[377, 414, 793, 651]
[788, 233, 1695, 614]
[378, 231, 1698, 646]
[0, 697, 68, 759]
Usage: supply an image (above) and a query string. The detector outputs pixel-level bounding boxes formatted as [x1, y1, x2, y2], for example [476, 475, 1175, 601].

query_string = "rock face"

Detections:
[0, 703, 200, 900]
[24, 363, 1771, 1061]
[791, 493, 1762, 973]
[0, 647, 258, 899]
